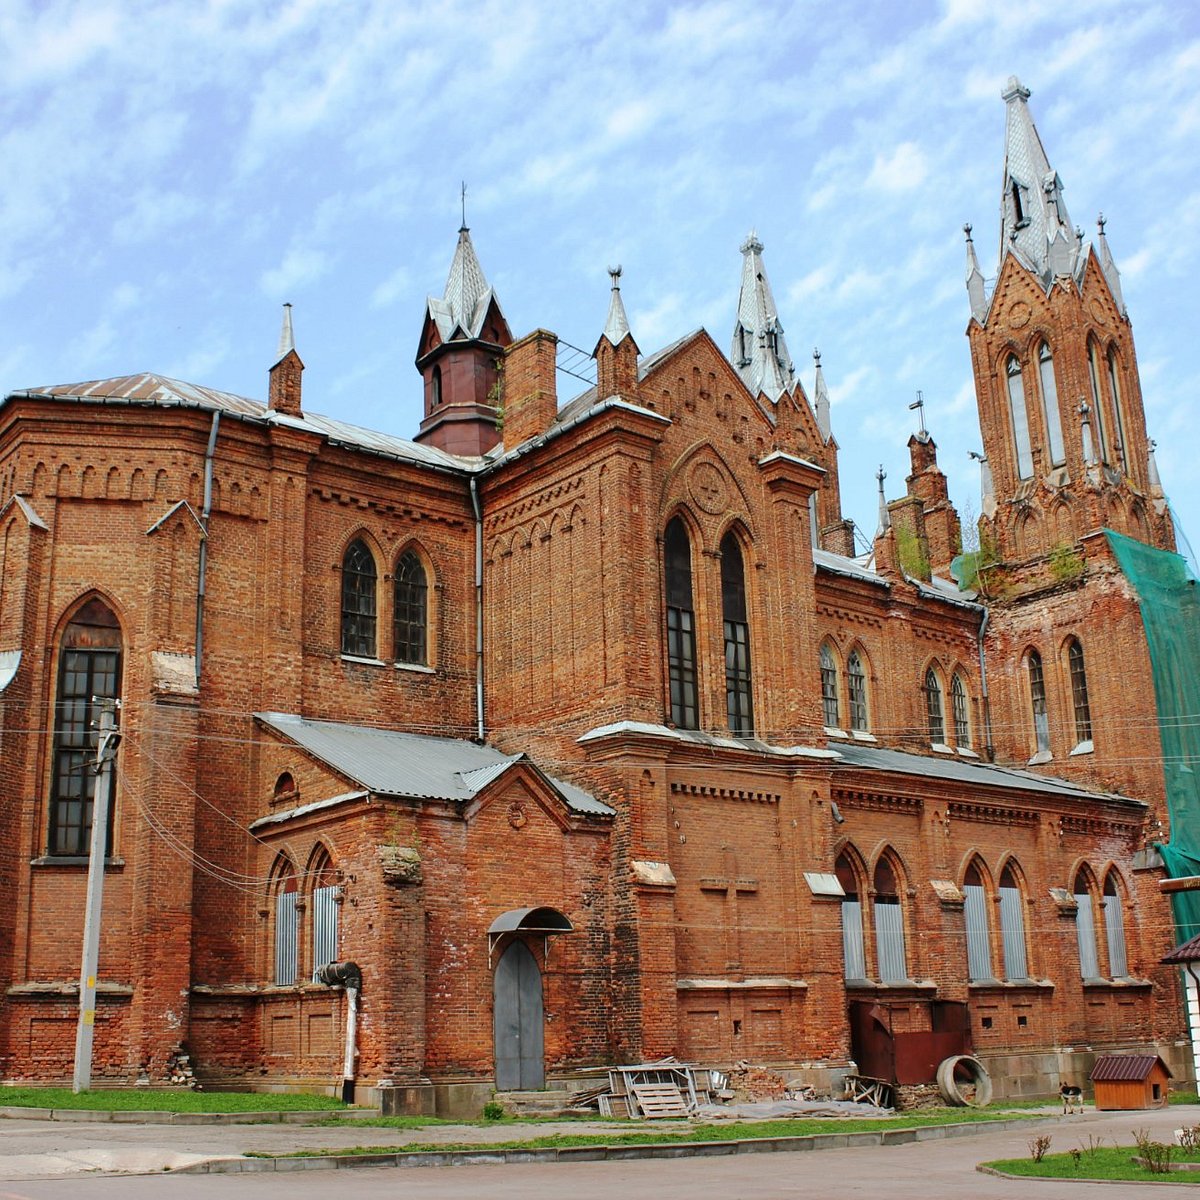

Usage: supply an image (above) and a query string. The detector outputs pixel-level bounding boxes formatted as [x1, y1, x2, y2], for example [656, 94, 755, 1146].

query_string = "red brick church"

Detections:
[0, 79, 1191, 1109]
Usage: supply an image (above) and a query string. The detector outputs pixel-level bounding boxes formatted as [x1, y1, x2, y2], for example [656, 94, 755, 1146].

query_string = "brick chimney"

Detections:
[502, 330, 558, 448]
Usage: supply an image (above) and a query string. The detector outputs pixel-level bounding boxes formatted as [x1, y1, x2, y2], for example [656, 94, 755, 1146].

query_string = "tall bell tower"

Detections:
[964, 78, 1174, 810]
[966, 77, 1172, 579]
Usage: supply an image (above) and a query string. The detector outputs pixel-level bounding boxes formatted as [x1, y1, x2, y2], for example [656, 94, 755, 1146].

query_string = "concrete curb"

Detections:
[0, 1107, 381, 1125]
[176, 1115, 1060, 1175]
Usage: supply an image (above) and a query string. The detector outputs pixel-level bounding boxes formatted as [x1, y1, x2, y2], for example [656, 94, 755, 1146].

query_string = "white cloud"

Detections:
[260, 246, 331, 297]
[866, 142, 928, 193]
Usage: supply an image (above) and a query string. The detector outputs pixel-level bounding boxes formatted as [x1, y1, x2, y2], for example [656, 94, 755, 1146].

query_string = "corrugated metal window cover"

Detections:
[312, 885, 339, 980]
[275, 892, 298, 986]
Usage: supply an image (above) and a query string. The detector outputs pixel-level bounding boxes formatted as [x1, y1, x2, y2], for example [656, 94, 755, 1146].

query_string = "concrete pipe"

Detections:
[936, 1055, 993, 1107]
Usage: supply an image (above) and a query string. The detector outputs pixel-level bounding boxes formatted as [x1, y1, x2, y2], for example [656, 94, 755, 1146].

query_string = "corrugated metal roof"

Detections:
[833, 742, 1141, 804]
[813, 548, 887, 587]
[9, 375, 472, 473]
[1089, 1054, 1170, 1082]
[255, 712, 612, 816]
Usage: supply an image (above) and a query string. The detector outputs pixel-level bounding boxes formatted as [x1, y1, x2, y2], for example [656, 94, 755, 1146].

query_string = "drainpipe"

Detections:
[194, 411, 221, 691]
[316, 961, 363, 1103]
[469, 476, 485, 742]
[977, 606, 994, 761]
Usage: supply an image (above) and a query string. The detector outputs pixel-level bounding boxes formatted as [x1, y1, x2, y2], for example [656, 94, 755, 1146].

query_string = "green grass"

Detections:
[0, 1088, 349, 1112]
[1172, 1091, 1200, 1106]
[986, 1143, 1200, 1183]
[274, 1107, 1042, 1157]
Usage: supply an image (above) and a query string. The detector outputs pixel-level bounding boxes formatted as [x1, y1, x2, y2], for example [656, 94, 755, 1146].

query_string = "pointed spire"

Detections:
[875, 465, 890, 537]
[435, 225, 499, 341]
[273, 302, 295, 366]
[1000, 76, 1080, 286]
[1147, 438, 1164, 497]
[970, 450, 996, 520]
[731, 232, 795, 402]
[601, 265, 633, 346]
[964, 223, 988, 323]
[268, 303, 303, 416]
[595, 267, 639, 400]
[1096, 212, 1127, 314]
[812, 348, 831, 441]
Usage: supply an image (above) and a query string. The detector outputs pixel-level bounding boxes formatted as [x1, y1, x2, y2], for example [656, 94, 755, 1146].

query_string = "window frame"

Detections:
[951, 671, 970, 748]
[820, 642, 840, 729]
[48, 598, 123, 858]
[1027, 649, 1050, 756]
[924, 667, 945, 745]
[847, 649, 869, 733]
[720, 529, 754, 738]
[340, 538, 378, 658]
[1067, 638, 1093, 747]
[1006, 354, 1034, 480]
[393, 548, 429, 666]
[1037, 341, 1066, 467]
[664, 517, 699, 730]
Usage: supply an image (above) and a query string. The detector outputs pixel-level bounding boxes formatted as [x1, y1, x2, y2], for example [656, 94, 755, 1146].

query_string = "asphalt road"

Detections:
[0, 1105, 1192, 1199]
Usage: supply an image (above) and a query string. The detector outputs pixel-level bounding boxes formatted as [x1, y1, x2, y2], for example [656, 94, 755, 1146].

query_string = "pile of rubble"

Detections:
[569, 1058, 886, 1121]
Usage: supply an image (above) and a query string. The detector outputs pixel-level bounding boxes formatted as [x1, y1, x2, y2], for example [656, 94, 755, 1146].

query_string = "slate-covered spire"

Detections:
[731, 232, 795, 402]
[430, 224, 501, 342]
[875, 465, 890, 537]
[1096, 212, 1127, 315]
[414, 222, 513, 457]
[268, 302, 303, 416]
[999, 76, 1080, 286]
[595, 266, 639, 401]
[812, 348, 831, 441]
[274, 301, 296, 365]
[964, 224, 987, 323]
[600, 265, 634, 347]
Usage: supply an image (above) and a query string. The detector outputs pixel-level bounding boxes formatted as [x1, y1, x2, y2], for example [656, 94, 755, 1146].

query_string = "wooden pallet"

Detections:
[843, 1074, 893, 1107]
[630, 1083, 690, 1118]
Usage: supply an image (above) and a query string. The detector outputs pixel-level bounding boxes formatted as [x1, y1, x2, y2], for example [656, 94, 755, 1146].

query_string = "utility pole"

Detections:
[73, 698, 121, 1093]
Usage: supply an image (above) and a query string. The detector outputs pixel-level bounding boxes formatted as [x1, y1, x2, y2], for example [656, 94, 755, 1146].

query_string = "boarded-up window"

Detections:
[874, 858, 907, 984]
[1103, 876, 1128, 978]
[1075, 875, 1100, 980]
[999, 865, 1028, 980]
[275, 889, 298, 986]
[312, 885, 339, 978]
[963, 863, 993, 982]
[837, 852, 866, 980]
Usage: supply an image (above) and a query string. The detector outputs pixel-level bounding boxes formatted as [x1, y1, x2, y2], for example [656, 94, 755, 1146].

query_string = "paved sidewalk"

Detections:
[0, 1104, 1193, 1181]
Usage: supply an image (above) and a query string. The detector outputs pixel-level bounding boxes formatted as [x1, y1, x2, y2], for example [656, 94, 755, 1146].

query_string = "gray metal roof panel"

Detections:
[833, 742, 1140, 804]
[9, 374, 473, 473]
[256, 712, 612, 816]
[813, 548, 888, 588]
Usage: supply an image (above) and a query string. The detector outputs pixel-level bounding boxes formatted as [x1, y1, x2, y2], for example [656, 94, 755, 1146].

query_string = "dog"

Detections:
[1061, 1083, 1084, 1114]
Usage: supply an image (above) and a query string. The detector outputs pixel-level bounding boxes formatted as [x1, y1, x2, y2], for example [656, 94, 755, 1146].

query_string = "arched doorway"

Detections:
[493, 940, 544, 1090]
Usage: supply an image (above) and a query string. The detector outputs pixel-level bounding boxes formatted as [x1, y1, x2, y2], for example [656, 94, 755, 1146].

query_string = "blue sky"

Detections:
[2, 0, 1197, 556]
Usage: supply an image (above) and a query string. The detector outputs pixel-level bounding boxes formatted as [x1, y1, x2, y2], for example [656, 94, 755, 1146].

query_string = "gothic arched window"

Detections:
[49, 598, 122, 857]
[1107, 348, 1129, 474]
[1028, 649, 1050, 755]
[1073, 868, 1101, 981]
[720, 530, 754, 737]
[924, 668, 944, 744]
[341, 539, 377, 658]
[272, 856, 299, 986]
[873, 855, 908, 983]
[1087, 341, 1110, 465]
[820, 643, 840, 729]
[393, 549, 428, 666]
[1037, 342, 1066, 467]
[664, 517, 698, 729]
[1067, 638, 1092, 746]
[309, 847, 340, 980]
[1006, 355, 1034, 480]
[836, 851, 866, 982]
[847, 650, 869, 732]
[1102, 871, 1128, 978]
[951, 672, 970, 748]
[998, 863, 1029, 980]
[963, 860, 994, 982]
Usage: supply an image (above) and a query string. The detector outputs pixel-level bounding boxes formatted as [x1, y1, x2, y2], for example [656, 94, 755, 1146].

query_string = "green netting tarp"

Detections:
[1107, 528, 1200, 942]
